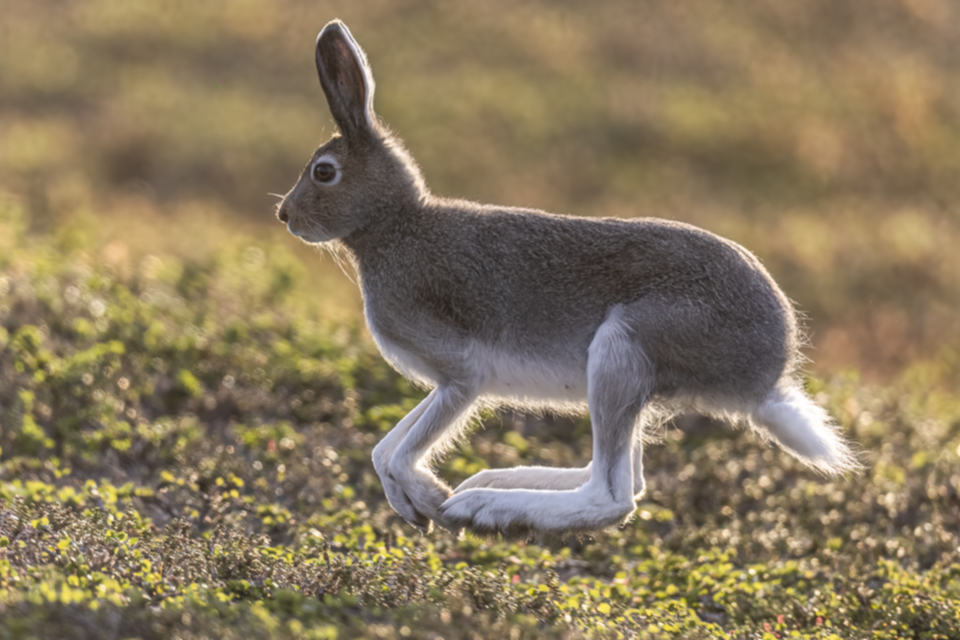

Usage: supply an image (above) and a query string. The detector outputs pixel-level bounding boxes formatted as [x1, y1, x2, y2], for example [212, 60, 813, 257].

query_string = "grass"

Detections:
[2, 200, 960, 638]
[3, 1, 960, 637]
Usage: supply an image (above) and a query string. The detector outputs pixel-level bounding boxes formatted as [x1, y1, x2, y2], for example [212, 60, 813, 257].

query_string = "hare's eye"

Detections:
[312, 162, 339, 184]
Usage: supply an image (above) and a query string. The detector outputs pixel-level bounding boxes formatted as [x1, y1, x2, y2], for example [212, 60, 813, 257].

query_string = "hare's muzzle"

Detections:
[277, 203, 289, 223]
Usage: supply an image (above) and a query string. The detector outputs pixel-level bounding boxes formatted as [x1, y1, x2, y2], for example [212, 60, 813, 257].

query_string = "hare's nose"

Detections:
[277, 204, 289, 223]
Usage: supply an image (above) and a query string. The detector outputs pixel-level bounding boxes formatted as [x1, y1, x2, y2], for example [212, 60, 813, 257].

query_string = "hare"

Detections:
[277, 20, 860, 538]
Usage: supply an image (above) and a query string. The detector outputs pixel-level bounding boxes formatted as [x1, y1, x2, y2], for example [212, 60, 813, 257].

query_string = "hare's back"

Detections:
[473, 210, 790, 328]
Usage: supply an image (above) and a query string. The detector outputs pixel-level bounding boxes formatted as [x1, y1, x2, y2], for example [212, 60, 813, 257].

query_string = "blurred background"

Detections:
[3, 0, 960, 379]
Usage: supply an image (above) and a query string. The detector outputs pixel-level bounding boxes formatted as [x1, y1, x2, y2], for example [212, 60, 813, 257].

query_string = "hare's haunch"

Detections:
[278, 20, 861, 538]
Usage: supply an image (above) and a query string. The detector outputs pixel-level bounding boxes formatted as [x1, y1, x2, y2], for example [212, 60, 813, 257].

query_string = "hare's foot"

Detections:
[380, 466, 453, 533]
[377, 469, 434, 532]
[454, 454, 646, 498]
[454, 465, 592, 493]
[438, 481, 636, 538]
[380, 384, 478, 533]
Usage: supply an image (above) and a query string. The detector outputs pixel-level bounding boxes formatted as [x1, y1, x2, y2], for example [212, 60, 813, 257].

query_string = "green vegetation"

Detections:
[2, 199, 960, 638]
[3, 1, 960, 637]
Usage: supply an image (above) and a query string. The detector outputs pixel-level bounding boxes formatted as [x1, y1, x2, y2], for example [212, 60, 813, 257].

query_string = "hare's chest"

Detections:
[362, 297, 450, 387]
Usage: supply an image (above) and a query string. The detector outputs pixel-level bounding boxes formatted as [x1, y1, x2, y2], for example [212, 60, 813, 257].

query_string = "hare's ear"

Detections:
[315, 20, 376, 140]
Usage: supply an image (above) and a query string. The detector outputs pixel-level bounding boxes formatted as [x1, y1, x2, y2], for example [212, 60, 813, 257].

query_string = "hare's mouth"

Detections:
[286, 220, 305, 237]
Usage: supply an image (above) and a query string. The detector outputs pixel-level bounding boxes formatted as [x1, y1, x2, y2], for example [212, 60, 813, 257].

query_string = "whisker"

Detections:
[323, 235, 358, 285]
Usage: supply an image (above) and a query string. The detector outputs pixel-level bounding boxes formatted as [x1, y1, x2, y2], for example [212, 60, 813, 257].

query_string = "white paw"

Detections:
[439, 484, 637, 538]
[440, 488, 533, 538]
[379, 464, 454, 533]
[379, 471, 434, 532]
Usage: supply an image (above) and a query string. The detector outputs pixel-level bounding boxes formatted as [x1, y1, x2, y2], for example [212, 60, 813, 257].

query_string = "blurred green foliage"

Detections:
[3, 0, 960, 374]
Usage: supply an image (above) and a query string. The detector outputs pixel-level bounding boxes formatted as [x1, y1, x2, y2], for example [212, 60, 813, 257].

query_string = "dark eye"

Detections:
[312, 162, 338, 184]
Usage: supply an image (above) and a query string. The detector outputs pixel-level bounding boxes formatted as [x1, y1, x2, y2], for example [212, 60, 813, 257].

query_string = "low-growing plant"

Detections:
[2, 197, 960, 639]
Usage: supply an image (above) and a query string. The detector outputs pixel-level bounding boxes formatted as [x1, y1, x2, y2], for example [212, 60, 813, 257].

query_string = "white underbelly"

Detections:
[471, 343, 588, 411]
[368, 324, 588, 412]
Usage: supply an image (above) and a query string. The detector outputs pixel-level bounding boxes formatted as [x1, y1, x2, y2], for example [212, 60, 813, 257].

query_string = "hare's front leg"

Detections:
[439, 309, 651, 536]
[372, 388, 438, 527]
[373, 384, 477, 532]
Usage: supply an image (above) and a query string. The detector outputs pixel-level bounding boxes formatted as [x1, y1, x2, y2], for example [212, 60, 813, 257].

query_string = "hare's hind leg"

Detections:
[454, 464, 593, 493]
[378, 384, 478, 532]
[454, 427, 648, 496]
[439, 307, 652, 536]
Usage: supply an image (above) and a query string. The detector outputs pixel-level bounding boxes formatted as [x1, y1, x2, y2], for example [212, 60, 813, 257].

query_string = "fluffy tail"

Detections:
[752, 384, 863, 475]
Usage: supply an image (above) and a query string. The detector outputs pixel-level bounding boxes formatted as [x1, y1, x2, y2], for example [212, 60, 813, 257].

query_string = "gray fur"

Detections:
[278, 20, 861, 537]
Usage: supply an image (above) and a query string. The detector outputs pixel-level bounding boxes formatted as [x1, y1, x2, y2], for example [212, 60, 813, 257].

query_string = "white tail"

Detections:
[752, 385, 862, 475]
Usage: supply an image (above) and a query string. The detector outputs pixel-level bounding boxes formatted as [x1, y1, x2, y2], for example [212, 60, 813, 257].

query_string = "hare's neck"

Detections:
[338, 201, 418, 267]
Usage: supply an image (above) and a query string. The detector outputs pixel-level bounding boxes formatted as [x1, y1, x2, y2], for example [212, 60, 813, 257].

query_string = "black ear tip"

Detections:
[317, 19, 349, 47]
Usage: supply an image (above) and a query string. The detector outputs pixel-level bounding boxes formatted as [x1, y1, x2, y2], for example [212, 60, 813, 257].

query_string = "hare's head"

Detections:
[278, 20, 426, 243]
